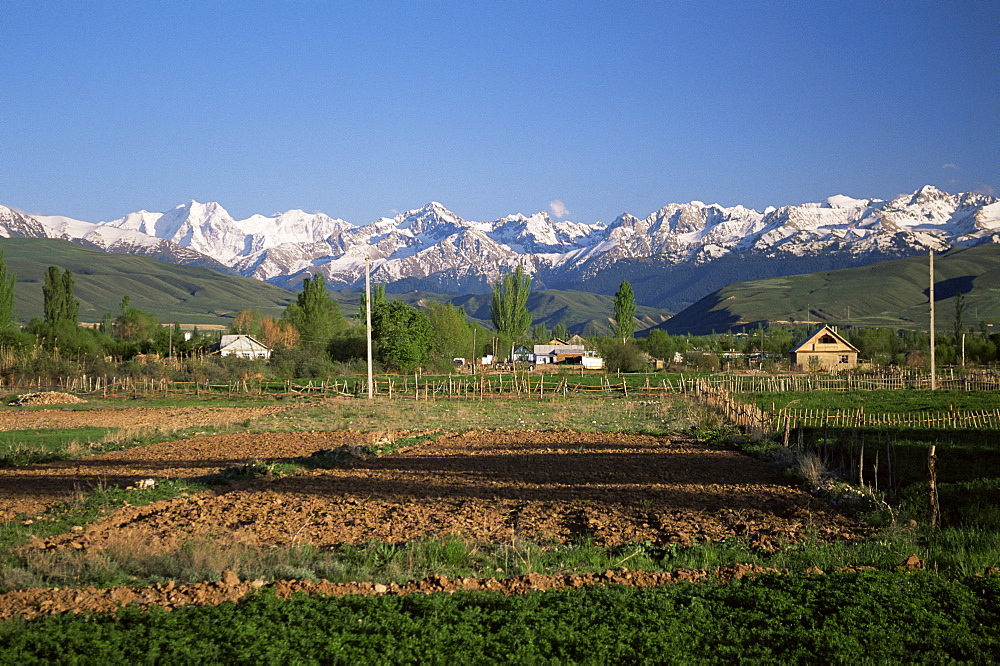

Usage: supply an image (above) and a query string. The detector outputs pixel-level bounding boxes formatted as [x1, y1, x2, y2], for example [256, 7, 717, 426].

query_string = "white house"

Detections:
[217, 334, 272, 360]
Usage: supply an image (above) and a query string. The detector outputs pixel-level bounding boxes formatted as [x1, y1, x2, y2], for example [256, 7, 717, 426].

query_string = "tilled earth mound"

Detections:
[7, 391, 87, 406]
[0, 403, 293, 434]
[0, 564, 779, 621]
[0, 404, 296, 520]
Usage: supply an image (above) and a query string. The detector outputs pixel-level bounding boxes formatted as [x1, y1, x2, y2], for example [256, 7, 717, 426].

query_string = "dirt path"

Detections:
[0, 564, 785, 621]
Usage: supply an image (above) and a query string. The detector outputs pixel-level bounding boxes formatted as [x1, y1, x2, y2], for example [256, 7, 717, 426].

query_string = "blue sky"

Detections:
[3, 1, 998, 225]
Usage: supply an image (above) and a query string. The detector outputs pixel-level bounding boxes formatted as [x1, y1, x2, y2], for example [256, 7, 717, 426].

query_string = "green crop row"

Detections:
[3, 572, 998, 663]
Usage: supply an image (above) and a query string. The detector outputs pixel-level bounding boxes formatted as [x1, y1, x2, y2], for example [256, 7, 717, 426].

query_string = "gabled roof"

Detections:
[219, 334, 271, 352]
[790, 325, 860, 354]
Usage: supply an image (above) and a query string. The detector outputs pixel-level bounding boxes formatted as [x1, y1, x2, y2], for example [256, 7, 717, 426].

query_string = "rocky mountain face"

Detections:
[0, 206, 48, 239]
[5, 186, 999, 310]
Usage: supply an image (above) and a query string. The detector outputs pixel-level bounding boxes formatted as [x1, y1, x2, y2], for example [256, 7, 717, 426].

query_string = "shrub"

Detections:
[796, 452, 826, 487]
[603, 341, 648, 373]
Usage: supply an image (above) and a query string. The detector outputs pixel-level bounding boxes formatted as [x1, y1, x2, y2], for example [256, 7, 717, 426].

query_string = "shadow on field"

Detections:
[0, 431, 810, 520]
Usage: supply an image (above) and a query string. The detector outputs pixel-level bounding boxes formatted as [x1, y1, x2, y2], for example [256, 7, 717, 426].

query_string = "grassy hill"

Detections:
[658, 244, 1000, 335]
[333, 288, 671, 335]
[0, 238, 295, 326]
[0, 239, 672, 334]
[446, 289, 670, 335]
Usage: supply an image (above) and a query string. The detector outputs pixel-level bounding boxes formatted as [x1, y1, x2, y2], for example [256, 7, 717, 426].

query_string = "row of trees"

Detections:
[2, 249, 998, 381]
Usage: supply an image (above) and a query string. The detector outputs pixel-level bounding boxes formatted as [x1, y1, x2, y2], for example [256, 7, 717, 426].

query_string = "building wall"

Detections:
[792, 351, 857, 371]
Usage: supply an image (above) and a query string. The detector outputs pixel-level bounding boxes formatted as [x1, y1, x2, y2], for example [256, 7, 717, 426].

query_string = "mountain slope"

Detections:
[447, 289, 670, 336]
[0, 238, 671, 334]
[0, 238, 294, 325]
[658, 244, 1000, 334]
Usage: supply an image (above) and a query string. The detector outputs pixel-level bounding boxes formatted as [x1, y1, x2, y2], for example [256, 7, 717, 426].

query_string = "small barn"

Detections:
[790, 325, 859, 371]
[216, 334, 272, 360]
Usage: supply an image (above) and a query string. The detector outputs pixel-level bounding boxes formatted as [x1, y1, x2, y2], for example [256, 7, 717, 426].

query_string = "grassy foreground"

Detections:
[2, 572, 998, 662]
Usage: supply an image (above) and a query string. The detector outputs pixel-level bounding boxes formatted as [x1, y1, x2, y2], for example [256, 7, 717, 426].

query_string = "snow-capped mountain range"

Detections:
[2, 186, 998, 308]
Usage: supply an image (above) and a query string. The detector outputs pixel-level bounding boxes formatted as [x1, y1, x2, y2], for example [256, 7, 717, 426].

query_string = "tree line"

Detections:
[0, 249, 996, 383]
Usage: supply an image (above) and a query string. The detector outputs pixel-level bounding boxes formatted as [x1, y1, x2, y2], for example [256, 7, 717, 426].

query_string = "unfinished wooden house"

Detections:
[790, 325, 859, 371]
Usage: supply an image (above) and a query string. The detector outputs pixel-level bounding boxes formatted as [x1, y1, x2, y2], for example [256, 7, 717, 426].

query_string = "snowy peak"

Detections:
[5, 186, 999, 297]
[394, 202, 471, 235]
[491, 211, 598, 252]
[825, 194, 876, 208]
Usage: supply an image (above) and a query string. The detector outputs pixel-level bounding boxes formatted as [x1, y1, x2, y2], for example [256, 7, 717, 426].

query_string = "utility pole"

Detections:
[365, 255, 374, 400]
[929, 250, 936, 390]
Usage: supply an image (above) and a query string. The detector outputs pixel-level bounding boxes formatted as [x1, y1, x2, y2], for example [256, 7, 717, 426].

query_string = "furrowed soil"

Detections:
[0, 406, 866, 619]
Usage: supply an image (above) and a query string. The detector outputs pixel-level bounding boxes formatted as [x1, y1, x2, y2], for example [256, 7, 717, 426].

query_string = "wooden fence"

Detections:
[692, 380, 1000, 434]
[692, 369, 1000, 393]
[4, 366, 997, 404]
[774, 407, 1000, 431]
[1, 373, 677, 401]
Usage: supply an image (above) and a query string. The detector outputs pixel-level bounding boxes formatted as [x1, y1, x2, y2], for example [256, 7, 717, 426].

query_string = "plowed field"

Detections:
[0, 406, 867, 618]
[6, 428, 861, 552]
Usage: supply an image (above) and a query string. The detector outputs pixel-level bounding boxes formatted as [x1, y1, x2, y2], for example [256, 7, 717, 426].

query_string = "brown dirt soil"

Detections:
[7, 428, 863, 552]
[0, 403, 292, 434]
[0, 418, 868, 619]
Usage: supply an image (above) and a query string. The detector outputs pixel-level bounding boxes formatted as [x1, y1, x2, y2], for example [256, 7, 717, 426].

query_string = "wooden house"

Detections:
[790, 325, 859, 371]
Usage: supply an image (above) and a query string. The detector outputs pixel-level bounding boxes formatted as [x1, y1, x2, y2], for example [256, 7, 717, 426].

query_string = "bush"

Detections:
[603, 341, 648, 373]
[270, 347, 338, 379]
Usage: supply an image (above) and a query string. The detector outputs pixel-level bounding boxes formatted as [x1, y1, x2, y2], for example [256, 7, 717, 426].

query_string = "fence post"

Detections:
[927, 444, 939, 528]
[858, 431, 865, 488]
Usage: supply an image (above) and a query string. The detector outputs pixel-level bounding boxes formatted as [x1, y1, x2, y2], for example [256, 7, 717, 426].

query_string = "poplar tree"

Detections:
[490, 266, 531, 343]
[42, 266, 78, 326]
[613, 280, 636, 343]
[0, 251, 15, 331]
[284, 273, 345, 351]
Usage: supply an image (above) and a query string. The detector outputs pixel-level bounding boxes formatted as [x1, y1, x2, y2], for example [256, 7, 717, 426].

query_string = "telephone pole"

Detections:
[929, 250, 936, 390]
[365, 255, 374, 399]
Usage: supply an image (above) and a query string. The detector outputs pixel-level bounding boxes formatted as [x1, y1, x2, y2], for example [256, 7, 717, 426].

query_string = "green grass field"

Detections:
[2, 573, 998, 662]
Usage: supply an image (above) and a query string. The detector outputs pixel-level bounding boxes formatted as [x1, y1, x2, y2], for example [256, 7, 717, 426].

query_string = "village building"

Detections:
[511, 344, 534, 363]
[790, 325, 859, 371]
[215, 334, 272, 360]
[532, 338, 603, 369]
